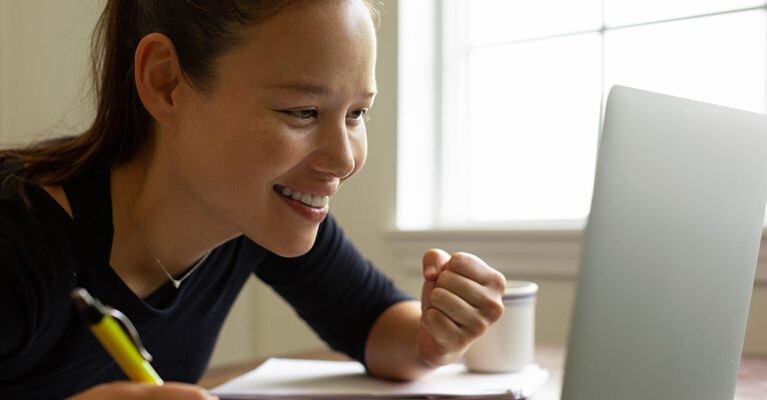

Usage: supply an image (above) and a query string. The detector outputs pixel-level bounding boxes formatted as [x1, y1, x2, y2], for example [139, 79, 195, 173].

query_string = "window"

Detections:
[397, 0, 767, 230]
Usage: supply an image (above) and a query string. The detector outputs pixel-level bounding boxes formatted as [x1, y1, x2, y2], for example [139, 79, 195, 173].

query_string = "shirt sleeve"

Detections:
[253, 215, 413, 366]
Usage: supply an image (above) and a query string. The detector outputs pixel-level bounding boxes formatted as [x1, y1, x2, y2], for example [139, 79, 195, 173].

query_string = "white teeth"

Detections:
[301, 193, 313, 205]
[277, 185, 330, 208]
[301, 193, 330, 207]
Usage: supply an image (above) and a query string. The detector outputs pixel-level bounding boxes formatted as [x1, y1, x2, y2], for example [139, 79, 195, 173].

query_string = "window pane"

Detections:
[466, 34, 602, 223]
[605, 10, 767, 114]
[468, 0, 602, 45]
[605, 0, 765, 27]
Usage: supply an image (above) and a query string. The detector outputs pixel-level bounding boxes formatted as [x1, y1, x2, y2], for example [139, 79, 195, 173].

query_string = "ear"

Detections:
[134, 33, 186, 128]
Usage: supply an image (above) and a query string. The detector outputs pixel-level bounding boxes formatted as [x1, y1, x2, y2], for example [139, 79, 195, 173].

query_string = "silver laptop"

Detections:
[561, 86, 767, 400]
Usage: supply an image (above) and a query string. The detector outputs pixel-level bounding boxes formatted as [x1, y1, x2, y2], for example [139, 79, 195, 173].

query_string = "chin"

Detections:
[258, 231, 318, 258]
[269, 244, 313, 258]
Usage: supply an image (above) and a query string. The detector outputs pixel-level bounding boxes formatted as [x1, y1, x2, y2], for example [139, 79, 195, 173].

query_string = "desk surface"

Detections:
[201, 345, 767, 399]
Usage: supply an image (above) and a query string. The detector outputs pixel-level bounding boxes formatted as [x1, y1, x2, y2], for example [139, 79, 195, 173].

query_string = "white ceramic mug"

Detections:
[463, 280, 538, 373]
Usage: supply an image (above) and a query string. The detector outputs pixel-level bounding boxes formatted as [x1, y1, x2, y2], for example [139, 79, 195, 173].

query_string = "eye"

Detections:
[347, 109, 369, 121]
[283, 109, 318, 120]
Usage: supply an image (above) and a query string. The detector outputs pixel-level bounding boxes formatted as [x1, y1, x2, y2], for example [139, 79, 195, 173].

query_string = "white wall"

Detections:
[1, 1, 765, 373]
[0, 1, 98, 145]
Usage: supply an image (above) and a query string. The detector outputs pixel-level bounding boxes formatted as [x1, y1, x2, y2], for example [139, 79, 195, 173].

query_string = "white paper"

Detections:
[212, 358, 549, 399]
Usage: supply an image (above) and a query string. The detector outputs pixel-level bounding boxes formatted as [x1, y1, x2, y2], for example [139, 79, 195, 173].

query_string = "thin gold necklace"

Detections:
[125, 163, 209, 289]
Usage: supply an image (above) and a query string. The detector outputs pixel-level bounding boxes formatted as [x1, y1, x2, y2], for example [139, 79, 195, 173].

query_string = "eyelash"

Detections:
[287, 109, 318, 120]
[282, 109, 369, 122]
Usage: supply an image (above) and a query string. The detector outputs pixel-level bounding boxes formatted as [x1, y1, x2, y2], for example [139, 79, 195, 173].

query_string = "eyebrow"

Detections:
[265, 82, 377, 98]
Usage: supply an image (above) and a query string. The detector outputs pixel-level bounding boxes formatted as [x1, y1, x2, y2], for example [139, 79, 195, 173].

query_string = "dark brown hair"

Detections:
[0, 0, 382, 201]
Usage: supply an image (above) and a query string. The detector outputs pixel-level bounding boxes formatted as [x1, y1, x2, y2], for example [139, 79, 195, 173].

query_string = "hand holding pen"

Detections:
[66, 381, 217, 400]
[68, 288, 217, 400]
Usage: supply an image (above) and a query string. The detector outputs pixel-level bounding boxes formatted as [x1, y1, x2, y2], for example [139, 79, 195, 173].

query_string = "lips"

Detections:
[274, 184, 330, 223]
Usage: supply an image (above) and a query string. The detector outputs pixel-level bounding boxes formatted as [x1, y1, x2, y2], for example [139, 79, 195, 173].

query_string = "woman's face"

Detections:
[167, 0, 376, 257]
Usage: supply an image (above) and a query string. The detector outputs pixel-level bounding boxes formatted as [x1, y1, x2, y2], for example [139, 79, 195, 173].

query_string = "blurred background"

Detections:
[1, 0, 765, 367]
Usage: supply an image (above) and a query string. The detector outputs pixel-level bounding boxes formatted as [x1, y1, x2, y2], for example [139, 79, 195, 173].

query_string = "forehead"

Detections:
[214, 0, 377, 93]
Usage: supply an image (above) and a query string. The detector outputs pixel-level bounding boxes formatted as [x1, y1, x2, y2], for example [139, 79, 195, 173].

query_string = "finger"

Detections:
[72, 382, 217, 400]
[428, 286, 489, 337]
[421, 307, 466, 351]
[421, 248, 451, 312]
[435, 270, 504, 322]
[444, 252, 506, 291]
[142, 382, 218, 400]
[422, 248, 451, 281]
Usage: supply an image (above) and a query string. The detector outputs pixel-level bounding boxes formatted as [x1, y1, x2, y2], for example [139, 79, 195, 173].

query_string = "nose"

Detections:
[312, 119, 358, 179]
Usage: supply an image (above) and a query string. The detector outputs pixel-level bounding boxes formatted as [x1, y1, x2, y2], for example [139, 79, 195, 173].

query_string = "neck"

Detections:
[109, 148, 238, 297]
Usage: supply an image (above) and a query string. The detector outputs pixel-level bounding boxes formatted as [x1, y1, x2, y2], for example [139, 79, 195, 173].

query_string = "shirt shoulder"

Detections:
[0, 163, 73, 245]
[0, 166, 81, 377]
[0, 166, 78, 285]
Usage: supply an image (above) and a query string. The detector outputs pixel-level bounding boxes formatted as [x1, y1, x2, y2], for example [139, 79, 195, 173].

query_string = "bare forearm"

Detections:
[364, 300, 434, 381]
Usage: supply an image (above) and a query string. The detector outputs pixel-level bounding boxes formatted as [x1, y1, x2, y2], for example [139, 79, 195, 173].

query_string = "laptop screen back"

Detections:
[561, 86, 767, 400]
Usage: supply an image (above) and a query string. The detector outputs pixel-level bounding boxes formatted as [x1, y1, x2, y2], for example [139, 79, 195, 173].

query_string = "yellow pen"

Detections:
[71, 287, 164, 384]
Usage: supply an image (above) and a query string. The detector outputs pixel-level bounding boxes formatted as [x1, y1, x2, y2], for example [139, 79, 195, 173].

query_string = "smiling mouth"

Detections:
[273, 184, 330, 208]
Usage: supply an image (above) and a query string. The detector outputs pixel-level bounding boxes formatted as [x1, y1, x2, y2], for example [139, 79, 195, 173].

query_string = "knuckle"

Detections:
[424, 307, 442, 324]
[430, 286, 452, 304]
[494, 270, 507, 286]
[435, 270, 448, 286]
[487, 298, 505, 322]
[466, 316, 488, 337]
[457, 333, 474, 349]
[450, 252, 472, 265]
[435, 269, 455, 287]
[489, 271, 507, 292]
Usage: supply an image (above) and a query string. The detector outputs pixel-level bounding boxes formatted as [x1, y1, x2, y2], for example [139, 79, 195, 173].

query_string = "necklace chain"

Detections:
[125, 163, 209, 289]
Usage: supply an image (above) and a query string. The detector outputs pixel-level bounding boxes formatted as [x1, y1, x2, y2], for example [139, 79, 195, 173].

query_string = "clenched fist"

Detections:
[417, 249, 507, 367]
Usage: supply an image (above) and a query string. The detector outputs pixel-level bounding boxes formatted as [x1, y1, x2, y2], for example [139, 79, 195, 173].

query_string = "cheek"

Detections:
[178, 101, 283, 167]
[168, 104, 275, 193]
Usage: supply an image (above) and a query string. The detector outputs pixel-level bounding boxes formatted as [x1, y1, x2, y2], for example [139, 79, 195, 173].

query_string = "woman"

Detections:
[0, 1, 507, 398]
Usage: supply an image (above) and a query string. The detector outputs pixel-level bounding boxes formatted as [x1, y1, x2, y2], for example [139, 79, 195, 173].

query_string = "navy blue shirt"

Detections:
[0, 165, 411, 399]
